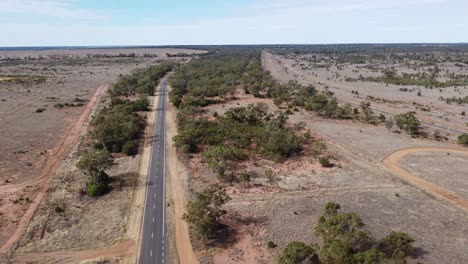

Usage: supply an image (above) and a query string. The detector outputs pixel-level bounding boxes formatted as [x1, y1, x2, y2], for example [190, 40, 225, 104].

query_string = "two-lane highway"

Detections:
[139, 79, 168, 263]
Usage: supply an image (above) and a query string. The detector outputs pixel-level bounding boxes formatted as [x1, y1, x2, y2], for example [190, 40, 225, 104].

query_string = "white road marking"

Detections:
[152, 232, 154, 238]
[150, 250, 152, 257]
[152, 217, 154, 223]
[154, 204, 156, 208]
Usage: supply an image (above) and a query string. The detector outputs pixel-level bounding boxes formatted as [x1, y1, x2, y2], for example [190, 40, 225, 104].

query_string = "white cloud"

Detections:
[0, 0, 108, 19]
[0, 0, 466, 45]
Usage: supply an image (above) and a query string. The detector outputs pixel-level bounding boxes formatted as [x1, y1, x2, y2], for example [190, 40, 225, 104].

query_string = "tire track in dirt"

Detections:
[0, 84, 107, 254]
[383, 147, 468, 211]
[10, 240, 134, 263]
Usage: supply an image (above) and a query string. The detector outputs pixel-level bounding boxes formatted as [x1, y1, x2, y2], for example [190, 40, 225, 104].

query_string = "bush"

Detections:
[312, 141, 327, 156]
[394, 111, 422, 136]
[202, 145, 246, 170]
[267, 241, 277, 249]
[86, 170, 110, 197]
[279, 241, 317, 264]
[76, 149, 114, 175]
[122, 140, 138, 155]
[54, 206, 64, 213]
[183, 184, 230, 240]
[379, 231, 415, 259]
[319, 156, 333, 167]
[353, 248, 385, 264]
[92, 107, 141, 152]
[458, 133, 468, 145]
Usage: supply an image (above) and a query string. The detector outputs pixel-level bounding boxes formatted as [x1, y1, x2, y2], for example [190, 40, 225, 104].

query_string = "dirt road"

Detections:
[383, 147, 468, 210]
[165, 84, 198, 264]
[0, 84, 107, 254]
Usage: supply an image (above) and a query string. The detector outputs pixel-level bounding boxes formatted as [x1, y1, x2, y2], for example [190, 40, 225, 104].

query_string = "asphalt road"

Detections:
[139, 79, 168, 264]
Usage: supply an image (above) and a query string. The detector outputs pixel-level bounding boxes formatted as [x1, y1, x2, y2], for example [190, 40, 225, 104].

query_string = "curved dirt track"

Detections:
[0, 84, 107, 254]
[383, 147, 468, 211]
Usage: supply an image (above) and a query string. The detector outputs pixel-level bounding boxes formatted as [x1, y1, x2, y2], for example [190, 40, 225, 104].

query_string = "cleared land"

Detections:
[250, 48, 468, 264]
[0, 48, 202, 262]
[167, 47, 468, 264]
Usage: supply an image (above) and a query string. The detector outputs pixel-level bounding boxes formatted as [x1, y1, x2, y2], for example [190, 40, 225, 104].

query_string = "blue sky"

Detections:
[0, 0, 467, 46]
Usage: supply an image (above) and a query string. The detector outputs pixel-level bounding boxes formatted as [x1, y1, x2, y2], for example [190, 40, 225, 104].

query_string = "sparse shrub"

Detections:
[379, 231, 415, 260]
[184, 184, 230, 241]
[458, 133, 468, 145]
[265, 169, 275, 182]
[86, 170, 110, 197]
[395, 111, 422, 136]
[122, 140, 138, 155]
[312, 141, 327, 156]
[35, 108, 45, 113]
[55, 206, 64, 213]
[319, 156, 333, 167]
[267, 240, 277, 249]
[279, 241, 317, 264]
[379, 114, 386, 122]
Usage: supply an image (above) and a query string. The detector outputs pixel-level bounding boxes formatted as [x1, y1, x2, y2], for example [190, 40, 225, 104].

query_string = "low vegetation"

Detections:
[279, 202, 417, 264]
[0, 74, 47, 84]
[394, 111, 422, 136]
[366, 66, 468, 88]
[458, 133, 468, 145]
[183, 184, 230, 240]
[76, 149, 114, 196]
[170, 51, 310, 182]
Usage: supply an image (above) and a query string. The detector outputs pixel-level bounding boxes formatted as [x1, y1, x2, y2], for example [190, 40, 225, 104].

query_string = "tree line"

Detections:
[76, 63, 173, 196]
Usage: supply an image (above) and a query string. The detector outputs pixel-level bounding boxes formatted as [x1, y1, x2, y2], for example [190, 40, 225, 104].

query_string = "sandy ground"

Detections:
[384, 147, 468, 210]
[165, 83, 199, 264]
[0, 84, 106, 255]
[400, 151, 468, 198]
[262, 51, 468, 138]
[187, 51, 468, 264]
[0, 48, 203, 262]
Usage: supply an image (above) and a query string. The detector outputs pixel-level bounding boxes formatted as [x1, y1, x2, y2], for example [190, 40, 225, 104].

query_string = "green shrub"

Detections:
[122, 140, 138, 155]
[312, 141, 327, 156]
[279, 241, 316, 264]
[54, 206, 64, 213]
[183, 184, 230, 240]
[86, 171, 110, 197]
[92, 107, 140, 152]
[319, 156, 333, 167]
[77, 149, 114, 175]
[394, 111, 422, 136]
[267, 241, 277, 249]
[458, 133, 468, 145]
[379, 231, 415, 259]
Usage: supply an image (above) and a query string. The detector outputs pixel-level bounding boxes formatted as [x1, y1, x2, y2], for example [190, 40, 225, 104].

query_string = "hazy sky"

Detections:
[1, 0, 467, 46]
